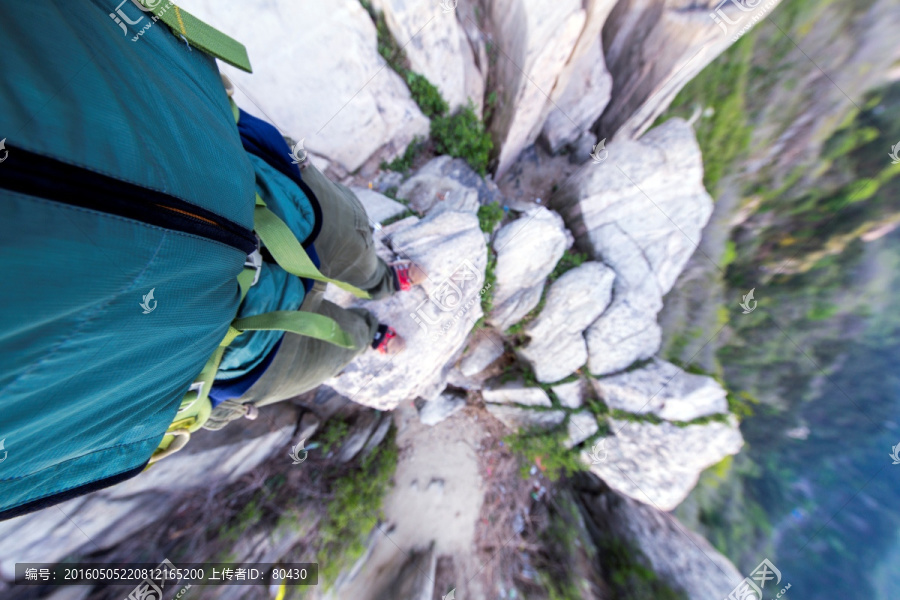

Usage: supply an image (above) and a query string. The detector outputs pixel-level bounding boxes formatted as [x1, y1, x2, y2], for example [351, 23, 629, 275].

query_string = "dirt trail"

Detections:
[332, 401, 489, 600]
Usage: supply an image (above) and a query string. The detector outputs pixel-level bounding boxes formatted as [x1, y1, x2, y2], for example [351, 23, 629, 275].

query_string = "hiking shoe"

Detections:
[390, 260, 427, 291]
[372, 324, 405, 355]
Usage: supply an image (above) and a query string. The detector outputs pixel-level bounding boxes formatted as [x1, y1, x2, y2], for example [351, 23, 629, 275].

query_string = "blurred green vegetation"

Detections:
[318, 426, 398, 585]
[505, 426, 587, 482]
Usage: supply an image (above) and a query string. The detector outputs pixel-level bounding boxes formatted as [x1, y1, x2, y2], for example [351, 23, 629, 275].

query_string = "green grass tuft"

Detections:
[431, 101, 494, 176]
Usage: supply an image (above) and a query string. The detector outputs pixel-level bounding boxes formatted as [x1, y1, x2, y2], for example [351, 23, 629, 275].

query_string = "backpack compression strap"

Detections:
[135, 0, 253, 73]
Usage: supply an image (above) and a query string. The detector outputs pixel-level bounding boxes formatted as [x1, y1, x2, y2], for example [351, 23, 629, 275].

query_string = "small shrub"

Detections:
[431, 101, 493, 175]
[381, 136, 426, 174]
[319, 419, 350, 455]
[505, 427, 586, 482]
[477, 201, 505, 233]
[406, 72, 448, 119]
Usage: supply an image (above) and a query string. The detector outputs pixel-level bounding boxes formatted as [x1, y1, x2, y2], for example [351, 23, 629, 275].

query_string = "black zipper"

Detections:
[0, 144, 257, 255]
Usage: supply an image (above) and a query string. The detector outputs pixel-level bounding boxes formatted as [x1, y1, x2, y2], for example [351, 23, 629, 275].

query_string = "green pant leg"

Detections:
[205, 282, 380, 429]
[301, 162, 396, 300]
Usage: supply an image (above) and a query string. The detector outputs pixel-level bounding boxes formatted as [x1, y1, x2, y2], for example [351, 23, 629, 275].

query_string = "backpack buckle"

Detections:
[244, 235, 262, 286]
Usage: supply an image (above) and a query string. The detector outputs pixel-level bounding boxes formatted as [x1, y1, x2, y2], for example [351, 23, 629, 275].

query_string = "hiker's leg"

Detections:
[228, 283, 378, 410]
[301, 163, 396, 300]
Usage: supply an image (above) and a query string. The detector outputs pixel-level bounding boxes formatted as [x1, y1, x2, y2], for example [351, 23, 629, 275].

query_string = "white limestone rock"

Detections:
[517, 261, 615, 382]
[488, 207, 573, 330]
[592, 358, 728, 421]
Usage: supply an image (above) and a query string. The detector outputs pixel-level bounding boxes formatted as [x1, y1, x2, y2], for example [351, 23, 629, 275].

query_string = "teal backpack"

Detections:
[0, 0, 367, 520]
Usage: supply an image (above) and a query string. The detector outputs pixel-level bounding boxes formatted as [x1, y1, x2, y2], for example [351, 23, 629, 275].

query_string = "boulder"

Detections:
[578, 480, 745, 599]
[459, 330, 506, 377]
[487, 0, 617, 176]
[337, 411, 382, 463]
[327, 210, 487, 410]
[584, 417, 743, 510]
[592, 358, 728, 421]
[551, 119, 714, 317]
[599, 0, 785, 140]
[517, 261, 615, 382]
[540, 36, 613, 153]
[552, 379, 585, 409]
[565, 411, 599, 449]
[361, 413, 395, 458]
[351, 186, 410, 224]
[176, 0, 430, 173]
[372, 0, 484, 113]
[585, 297, 662, 376]
[488, 207, 572, 330]
[482, 382, 552, 407]
[297, 412, 321, 442]
[418, 391, 467, 426]
[485, 405, 566, 432]
[396, 156, 503, 216]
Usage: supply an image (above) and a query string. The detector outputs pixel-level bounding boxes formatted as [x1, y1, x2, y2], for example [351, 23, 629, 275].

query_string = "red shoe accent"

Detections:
[373, 326, 399, 354]
[392, 262, 414, 291]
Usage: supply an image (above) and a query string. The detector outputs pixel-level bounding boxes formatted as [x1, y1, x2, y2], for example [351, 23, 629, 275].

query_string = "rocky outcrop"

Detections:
[178, 0, 429, 173]
[592, 358, 728, 421]
[552, 118, 712, 374]
[482, 381, 552, 407]
[584, 417, 743, 511]
[553, 118, 713, 314]
[396, 156, 503, 216]
[489, 207, 572, 330]
[352, 186, 410, 224]
[552, 379, 585, 409]
[517, 261, 615, 382]
[540, 36, 613, 153]
[578, 477, 745, 599]
[585, 297, 662, 376]
[565, 411, 599, 449]
[458, 330, 506, 377]
[487, 0, 617, 176]
[598, 0, 784, 140]
[485, 404, 566, 432]
[328, 209, 488, 410]
[372, 0, 484, 113]
[418, 391, 467, 426]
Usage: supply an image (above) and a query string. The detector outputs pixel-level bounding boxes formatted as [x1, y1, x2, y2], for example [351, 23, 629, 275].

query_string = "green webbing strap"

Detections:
[136, 0, 252, 73]
[229, 310, 358, 349]
[253, 196, 372, 300]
